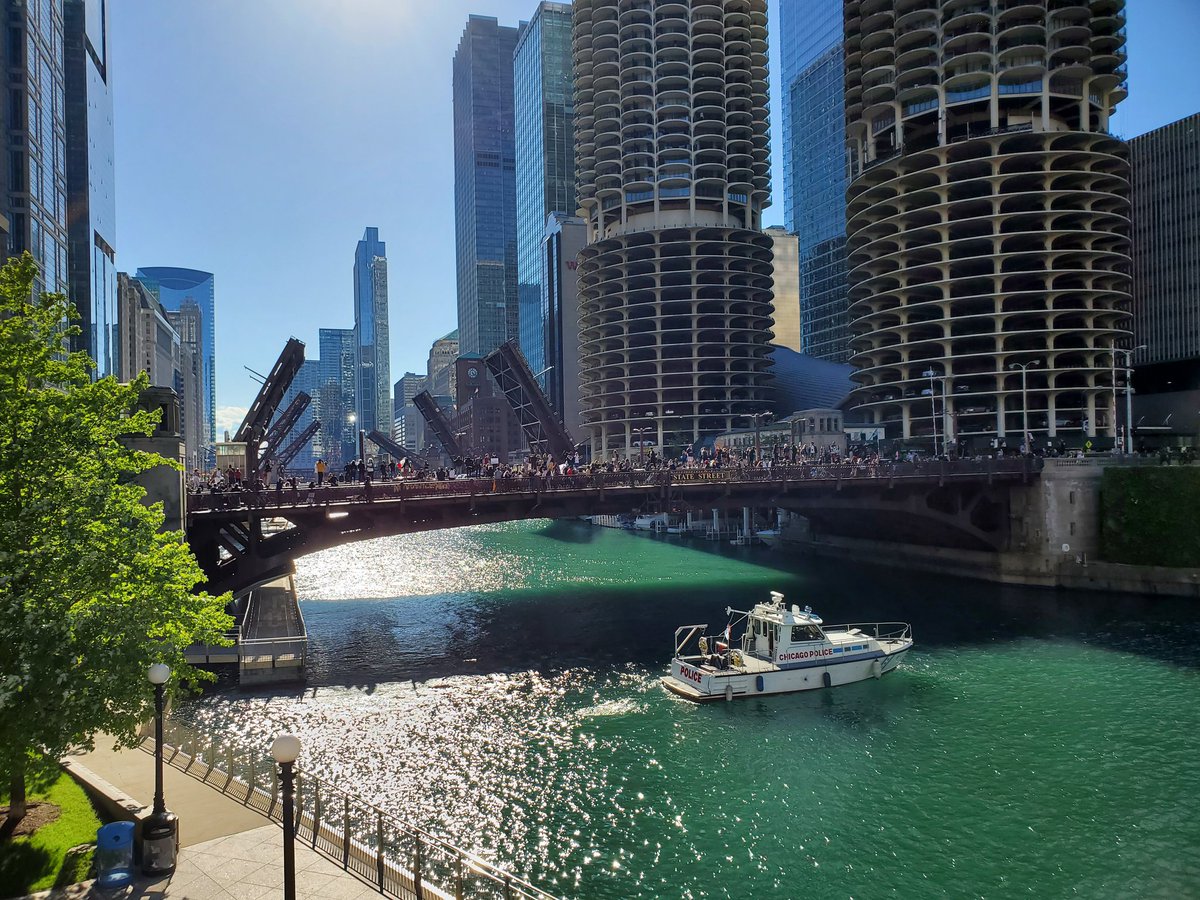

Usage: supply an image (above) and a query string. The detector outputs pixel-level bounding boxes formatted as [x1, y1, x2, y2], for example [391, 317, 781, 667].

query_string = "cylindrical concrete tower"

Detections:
[573, 0, 774, 458]
[844, 0, 1131, 453]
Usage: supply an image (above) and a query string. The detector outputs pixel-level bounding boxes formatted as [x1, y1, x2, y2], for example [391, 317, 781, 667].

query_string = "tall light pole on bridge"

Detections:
[1008, 360, 1040, 455]
[1111, 344, 1147, 453]
[746, 411, 771, 464]
[921, 367, 943, 457]
[632, 425, 653, 467]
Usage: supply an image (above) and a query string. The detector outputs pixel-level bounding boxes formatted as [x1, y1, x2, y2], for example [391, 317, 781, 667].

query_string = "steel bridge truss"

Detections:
[484, 340, 575, 461]
[412, 391, 463, 459]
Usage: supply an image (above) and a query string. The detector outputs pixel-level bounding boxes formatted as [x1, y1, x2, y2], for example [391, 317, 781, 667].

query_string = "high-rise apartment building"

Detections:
[393, 372, 427, 447]
[844, 0, 1131, 451]
[64, 0, 117, 376]
[353, 227, 390, 439]
[453, 16, 523, 357]
[573, 0, 775, 456]
[778, 0, 849, 361]
[0, 0, 69, 296]
[515, 2, 575, 380]
[541, 212, 586, 437]
[1130, 113, 1200, 367]
[765, 227, 801, 353]
[135, 267, 216, 455]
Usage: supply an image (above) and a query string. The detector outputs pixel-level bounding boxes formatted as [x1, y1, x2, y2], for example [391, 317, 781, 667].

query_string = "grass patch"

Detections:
[0, 770, 103, 897]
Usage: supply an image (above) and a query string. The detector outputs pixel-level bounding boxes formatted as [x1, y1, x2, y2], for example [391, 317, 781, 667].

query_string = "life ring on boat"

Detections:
[698, 637, 709, 655]
[730, 650, 743, 668]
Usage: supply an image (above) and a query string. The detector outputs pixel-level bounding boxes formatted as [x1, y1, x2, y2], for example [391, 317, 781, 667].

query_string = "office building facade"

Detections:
[765, 227, 801, 352]
[844, 0, 1131, 451]
[778, 0, 849, 361]
[453, 16, 523, 357]
[165, 301, 204, 471]
[541, 212, 586, 437]
[116, 272, 180, 392]
[1130, 113, 1200, 367]
[0, 0, 69, 297]
[318, 327, 356, 466]
[573, 0, 775, 456]
[353, 227, 391, 439]
[515, 2, 575, 380]
[427, 329, 460, 400]
[135, 267, 216, 455]
[64, 0, 117, 376]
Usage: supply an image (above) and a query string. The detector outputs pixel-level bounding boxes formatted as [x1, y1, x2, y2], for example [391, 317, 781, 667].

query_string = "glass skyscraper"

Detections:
[318, 327, 356, 466]
[64, 0, 117, 377]
[135, 267, 216, 455]
[778, 0, 849, 362]
[1, 0, 70, 297]
[453, 15, 523, 357]
[353, 227, 390, 439]
[514, 2, 574, 381]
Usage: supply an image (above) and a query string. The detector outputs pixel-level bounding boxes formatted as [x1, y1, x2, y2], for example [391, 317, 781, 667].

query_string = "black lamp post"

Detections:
[271, 733, 301, 900]
[142, 663, 178, 875]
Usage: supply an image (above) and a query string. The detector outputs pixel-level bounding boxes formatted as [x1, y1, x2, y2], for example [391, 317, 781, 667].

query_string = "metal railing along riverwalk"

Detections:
[137, 719, 558, 900]
[188, 457, 1042, 513]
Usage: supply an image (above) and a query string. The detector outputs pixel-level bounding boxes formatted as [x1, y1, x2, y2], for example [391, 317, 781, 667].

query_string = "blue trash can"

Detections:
[95, 821, 136, 889]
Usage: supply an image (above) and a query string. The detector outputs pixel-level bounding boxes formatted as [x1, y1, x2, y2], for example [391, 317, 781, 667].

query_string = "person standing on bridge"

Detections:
[316, 458, 326, 486]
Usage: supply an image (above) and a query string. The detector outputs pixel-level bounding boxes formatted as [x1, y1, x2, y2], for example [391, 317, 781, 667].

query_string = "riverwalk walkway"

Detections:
[20, 743, 380, 900]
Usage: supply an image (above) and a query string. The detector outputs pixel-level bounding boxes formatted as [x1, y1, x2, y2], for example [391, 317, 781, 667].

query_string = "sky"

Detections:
[109, 0, 1200, 437]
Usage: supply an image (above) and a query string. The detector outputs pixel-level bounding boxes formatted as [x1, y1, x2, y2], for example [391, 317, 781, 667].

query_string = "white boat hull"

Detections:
[662, 644, 911, 702]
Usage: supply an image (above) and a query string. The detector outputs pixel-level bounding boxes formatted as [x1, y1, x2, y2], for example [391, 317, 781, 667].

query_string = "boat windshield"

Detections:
[790, 624, 823, 642]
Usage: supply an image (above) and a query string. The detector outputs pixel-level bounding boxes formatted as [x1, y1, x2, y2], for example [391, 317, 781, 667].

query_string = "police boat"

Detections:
[662, 591, 913, 702]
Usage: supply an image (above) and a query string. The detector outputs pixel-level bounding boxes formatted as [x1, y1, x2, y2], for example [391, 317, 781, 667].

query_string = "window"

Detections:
[791, 625, 823, 643]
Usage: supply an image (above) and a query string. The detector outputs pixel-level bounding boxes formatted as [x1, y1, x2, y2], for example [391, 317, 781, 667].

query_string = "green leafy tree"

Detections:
[0, 253, 232, 828]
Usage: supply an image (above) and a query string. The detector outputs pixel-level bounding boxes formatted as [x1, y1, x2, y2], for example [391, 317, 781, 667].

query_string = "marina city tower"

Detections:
[573, 0, 775, 458]
[843, 0, 1131, 452]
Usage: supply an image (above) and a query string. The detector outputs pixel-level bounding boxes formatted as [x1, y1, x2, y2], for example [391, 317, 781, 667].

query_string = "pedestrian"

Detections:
[316, 458, 326, 486]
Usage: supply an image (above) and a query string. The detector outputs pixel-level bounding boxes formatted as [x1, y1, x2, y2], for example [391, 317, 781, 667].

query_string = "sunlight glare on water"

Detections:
[179, 520, 1200, 899]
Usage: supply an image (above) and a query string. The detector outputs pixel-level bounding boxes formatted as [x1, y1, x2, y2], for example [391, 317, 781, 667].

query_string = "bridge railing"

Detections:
[187, 457, 1041, 514]
[138, 717, 559, 900]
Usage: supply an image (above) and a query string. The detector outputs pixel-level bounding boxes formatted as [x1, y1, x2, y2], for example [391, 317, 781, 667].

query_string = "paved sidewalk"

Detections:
[28, 742, 381, 899]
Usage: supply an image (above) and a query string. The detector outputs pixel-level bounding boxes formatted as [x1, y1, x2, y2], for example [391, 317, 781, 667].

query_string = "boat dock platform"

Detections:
[184, 574, 307, 685]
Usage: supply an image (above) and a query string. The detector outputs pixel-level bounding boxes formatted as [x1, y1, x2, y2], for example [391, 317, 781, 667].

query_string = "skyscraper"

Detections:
[353, 227, 390, 438]
[135, 267, 216, 456]
[0, 0, 70, 296]
[279, 359, 319, 474]
[453, 16, 523, 357]
[165, 301, 204, 471]
[515, 2, 575, 380]
[843, 1, 1131, 451]
[541, 212, 587, 437]
[778, 0, 848, 362]
[427, 329, 460, 399]
[318, 327, 356, 466]
[765, 227, 801, 353]
[573, 0, 775, 456]
[1130, 113, 1200, 367]
[64, 0, 117, 376]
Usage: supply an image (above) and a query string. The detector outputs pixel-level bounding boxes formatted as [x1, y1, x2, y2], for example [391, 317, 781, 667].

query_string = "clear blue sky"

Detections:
[110, 0, 1200, 435]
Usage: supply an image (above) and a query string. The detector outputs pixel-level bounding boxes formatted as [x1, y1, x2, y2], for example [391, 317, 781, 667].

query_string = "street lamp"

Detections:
[1112, 344, 1147, 453]
[746, 412, 771, 464]
[921, 368, 942, 456]
[1008, 360, 1040, 455]
[143, 663, 177, 876]
[271, 733, 301, 900]
[632, 426, 653, 466]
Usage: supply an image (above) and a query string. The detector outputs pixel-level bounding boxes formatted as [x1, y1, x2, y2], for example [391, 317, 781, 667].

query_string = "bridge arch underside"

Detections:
[779, 483, 1010, 553]
[188, 477, 1021, 597]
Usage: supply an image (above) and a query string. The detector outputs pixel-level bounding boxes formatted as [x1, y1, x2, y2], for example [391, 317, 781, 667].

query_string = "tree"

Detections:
[0, 253, 232, 828]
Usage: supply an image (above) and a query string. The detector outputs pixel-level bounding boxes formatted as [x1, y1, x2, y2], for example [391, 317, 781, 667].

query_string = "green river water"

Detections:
[179, 520, 1200, 899]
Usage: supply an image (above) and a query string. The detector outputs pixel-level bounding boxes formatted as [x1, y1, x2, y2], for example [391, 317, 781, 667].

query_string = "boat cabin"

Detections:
[746, 592, 829, 660]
